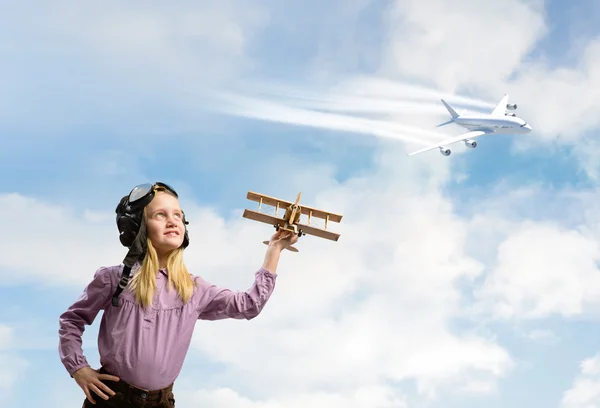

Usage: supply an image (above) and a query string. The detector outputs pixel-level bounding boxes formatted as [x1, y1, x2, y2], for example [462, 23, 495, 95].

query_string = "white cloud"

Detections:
[581, 354, 600, 376]
[49, 1, 268, 83]
[174, 385, 408, 408]
[0, 1, 270, 133]
[474, 220, 600, 320]
[507, 38, 600, 143]
[0, 324, 29, 402]
[461, 182, 600, 323]
[523, 329, 560, 344]
[562, 353, 600, 408]
[381, 0, 547, 92]
[0, 193, 124, 287]
[29, 1, 267, 79]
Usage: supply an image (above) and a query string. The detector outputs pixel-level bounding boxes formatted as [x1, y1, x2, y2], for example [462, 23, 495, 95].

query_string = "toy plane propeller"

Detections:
[242, 191, 343, 252]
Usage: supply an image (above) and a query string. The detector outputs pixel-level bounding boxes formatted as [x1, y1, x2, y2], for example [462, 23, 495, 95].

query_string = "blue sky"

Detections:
[4, 1, 600, 407]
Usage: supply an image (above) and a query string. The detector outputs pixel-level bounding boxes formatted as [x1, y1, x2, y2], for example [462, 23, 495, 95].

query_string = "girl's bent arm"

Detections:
[58, 266, 113, 377]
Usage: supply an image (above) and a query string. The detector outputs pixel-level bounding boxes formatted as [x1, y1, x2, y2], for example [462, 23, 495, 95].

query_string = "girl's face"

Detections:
[145, 192, 185, 257]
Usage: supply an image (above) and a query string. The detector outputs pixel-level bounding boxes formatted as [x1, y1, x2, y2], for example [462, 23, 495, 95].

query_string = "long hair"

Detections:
[127, 192, 195, 308]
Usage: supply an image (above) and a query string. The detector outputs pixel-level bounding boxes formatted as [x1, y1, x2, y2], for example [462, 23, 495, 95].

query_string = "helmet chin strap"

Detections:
[111, 219, 148, 307]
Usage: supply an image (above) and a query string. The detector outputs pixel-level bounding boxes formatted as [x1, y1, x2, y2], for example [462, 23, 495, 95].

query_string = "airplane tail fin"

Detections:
[441, 99, 459, 118]
[436, 99, 459, 127]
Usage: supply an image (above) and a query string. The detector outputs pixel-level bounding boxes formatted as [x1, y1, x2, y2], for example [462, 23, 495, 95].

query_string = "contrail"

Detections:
[256, 94, 445, 116]
[233, 75, 496, 112]
[208, 92, 450, 146]
[328, 76, 497, 109]
[203, 75, 493, 148]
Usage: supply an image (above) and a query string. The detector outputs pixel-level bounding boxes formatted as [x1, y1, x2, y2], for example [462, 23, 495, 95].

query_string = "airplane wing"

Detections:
[407, 130, 491, 156]
[491, 94, 509, 117]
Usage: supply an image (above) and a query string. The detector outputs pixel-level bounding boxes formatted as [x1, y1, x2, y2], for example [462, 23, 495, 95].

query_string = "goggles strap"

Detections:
[112, 218, 148, 307]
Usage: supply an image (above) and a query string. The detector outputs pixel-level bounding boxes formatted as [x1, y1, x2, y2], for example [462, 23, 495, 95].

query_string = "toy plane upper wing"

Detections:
[246, 191, 343, 222]
[407, 130, 491, 156]
[491, 94, 509, 117]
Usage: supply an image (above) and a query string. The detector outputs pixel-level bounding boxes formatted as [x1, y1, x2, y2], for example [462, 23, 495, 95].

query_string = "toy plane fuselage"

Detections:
[408, 94, 532, 156]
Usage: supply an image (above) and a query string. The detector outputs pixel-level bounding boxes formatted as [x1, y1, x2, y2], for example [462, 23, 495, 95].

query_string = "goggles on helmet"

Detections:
[126, 181, 179, 210]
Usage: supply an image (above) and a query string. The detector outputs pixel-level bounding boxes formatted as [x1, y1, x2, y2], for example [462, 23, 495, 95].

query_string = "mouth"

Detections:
[164, 230, 179, 236]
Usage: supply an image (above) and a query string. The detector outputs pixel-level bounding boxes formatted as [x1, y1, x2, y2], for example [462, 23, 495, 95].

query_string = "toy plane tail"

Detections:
[436, 99, 459, 127]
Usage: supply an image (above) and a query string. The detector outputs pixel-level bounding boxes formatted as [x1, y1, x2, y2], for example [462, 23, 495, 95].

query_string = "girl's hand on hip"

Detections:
[73, 366, 120, 404]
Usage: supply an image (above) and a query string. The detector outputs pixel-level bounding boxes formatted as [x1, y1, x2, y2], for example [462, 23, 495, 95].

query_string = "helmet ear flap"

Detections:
[181, 211, 190, 248]
[116, 195, 144, 248]
[117, 214, 142, 247]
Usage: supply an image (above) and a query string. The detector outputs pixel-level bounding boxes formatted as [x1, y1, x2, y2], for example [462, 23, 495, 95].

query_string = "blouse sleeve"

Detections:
[58, 266, 114, 376]
[197, 268, 277, 320]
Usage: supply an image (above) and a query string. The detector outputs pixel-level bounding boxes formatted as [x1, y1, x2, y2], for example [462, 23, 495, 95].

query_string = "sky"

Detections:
[3, 0, 600, 407]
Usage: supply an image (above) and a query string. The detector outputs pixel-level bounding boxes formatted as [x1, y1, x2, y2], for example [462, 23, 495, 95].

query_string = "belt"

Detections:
[98, 367, 173, 402]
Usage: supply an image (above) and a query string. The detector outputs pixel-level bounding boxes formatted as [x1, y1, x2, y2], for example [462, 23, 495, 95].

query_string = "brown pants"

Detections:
[82, 367, 175, 408]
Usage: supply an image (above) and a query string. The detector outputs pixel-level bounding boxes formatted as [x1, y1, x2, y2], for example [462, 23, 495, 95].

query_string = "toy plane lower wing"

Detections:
[407, 130, 492, 156]
[242, 209, 340, 241]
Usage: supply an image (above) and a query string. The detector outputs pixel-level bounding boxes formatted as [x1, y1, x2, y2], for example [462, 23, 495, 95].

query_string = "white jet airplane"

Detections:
[408, 94, 532, 156]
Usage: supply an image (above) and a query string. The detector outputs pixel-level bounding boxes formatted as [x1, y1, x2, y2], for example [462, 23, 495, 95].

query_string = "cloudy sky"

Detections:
[3, 0, 600, 407]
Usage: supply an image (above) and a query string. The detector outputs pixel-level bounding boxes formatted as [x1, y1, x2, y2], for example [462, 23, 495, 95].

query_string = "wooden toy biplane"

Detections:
[242, 191, 343, 252]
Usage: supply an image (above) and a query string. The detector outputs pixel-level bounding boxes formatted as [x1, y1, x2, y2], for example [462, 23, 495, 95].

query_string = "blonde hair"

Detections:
[127, 191, 196, 308]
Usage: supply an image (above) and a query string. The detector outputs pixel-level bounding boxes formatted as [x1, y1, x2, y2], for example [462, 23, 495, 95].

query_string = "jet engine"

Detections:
[464, 139, 477, 148]
[439, 146, 451, 156]
[506, 103, 517, 110]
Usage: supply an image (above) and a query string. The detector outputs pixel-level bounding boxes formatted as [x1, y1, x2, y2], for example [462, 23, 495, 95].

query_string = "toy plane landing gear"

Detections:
[242, 191, 343, 252]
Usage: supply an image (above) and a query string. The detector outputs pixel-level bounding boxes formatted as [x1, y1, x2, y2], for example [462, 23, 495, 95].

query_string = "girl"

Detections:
[58, 182, 297, 407]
